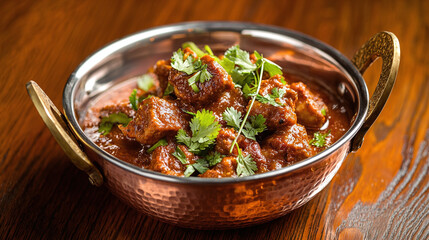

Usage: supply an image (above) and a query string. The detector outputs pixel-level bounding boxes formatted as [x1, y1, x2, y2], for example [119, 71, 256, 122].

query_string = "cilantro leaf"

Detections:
[176, 110, 221, 154]
[235, 144, 257, 177]
[184, 165, 196, 177]
[253, 51, 282, 77]
[137, 74, 154, 91]
[242, 115, 267, 140]
[223, 107, 266, 140]
[321, 108, 327, 116]
[147, 139, 168, 153]
[187, 65, 212, 92]
[222, 107, 242, 129]
[204, 152, 223, 167]
[98, 113, 132, 135]
[129, 89, 139, 110]
[225, 45, 257, 72]
[309, 131, 331, 147]
[172, 146, 188, 164]
[171, 49, 195, 74]
[192, 158, 209, 174]
[255, 87, 286, 107]
[164, 83, 174, 95]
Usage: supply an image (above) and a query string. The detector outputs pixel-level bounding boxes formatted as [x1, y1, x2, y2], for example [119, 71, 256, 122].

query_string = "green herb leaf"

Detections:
[204, 152, 223, 167]
[172, 146, 188, 164]
[255, 87, 286, 107]
[309, 131, 330, 147]
[163, 83, 174, 95]
[137, 74, 154, 91]
[254, 51, 282, 77]
[235, 143, 257, 177]
[225, 45, 257, 72]
[98, 113, 132, 135]
[176, 110, 221, 154]
[242, 115, 267, 140]
[192, 158, 209, 174]
[184, 165, 196, 177]
[321, 108, 327, 116]
[222, 107, 242, 129]
[187, 65, 213, 92]
[171, 49, 196, 75]
[147, 139, 168, 153]
[129, 89, 139, 110]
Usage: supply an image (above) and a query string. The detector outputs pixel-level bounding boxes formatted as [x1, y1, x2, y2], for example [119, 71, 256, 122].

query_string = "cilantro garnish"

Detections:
[204, 152, 224, 167]
[222, 107, 266, 140]
[147, 139, 168, 153]
[235, 143, 257, 177]
[309, 131, 331, 147]
[164, 83, 174, 96]
[137, 74, 154, 91]
[172, 146, 210, 177]
[171, 49, 212, 92]
[129, 89, 139, 110]
[98, 113, 132, 135]
[255, 87, 286, 107]
[176, 109, 221, 154]
[171, 49, 196, 74]
[182, 42, 206, 58]
[242, 115, 267, 141]
[321, 108, 327, 116]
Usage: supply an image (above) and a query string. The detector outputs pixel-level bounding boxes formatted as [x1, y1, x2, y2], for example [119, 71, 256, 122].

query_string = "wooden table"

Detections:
[1, 0, 428, 239]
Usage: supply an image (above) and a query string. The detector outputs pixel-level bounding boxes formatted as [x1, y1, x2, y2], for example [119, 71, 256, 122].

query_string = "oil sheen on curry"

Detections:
[82, 42, 351, 178]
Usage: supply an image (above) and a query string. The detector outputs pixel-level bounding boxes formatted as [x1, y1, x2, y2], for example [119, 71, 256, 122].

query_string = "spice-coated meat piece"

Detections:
[153, 60, 172, 94]
[199, 156, 237, 178]
[205, 87, 247, 126]
[263, 124, 313, 163]
[248, 75, 298, 130]
[149, 139, 187, 176]
[215, 128, 268, 173]
[291, 82, 327, 129]
[119, 97, 187, 145]
[168, 54, 234, 107]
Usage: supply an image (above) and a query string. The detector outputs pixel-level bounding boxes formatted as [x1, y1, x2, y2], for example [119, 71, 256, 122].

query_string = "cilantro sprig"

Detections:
[172, 147, 210, 177]
[255, 87, 286, 107]
[235, 143, 257, 177]
[98, 113, 132, 135]
[170, 49, 212, 92]
[309, 131, 331, 147]
[176, 109, 221, 154]
[222, 107, 266, 140]
[147, 139, 168, 153]
[137, 74, 155, 91]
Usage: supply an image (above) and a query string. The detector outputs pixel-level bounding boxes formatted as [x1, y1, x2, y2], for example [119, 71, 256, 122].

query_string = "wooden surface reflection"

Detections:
[0, 0, 428, 239]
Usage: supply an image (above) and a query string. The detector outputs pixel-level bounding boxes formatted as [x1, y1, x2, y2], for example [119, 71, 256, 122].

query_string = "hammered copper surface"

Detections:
[85, 143, 349, 229]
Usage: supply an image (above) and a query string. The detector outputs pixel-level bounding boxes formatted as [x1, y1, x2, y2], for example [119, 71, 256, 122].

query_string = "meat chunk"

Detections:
[149, 139, 185, 176]
[99, 101, 135, 119]
[119, 97, 187, 145]
[291, 82, 327, 128]
[169, 54, 234, 107]
[249, 75, 298, 130]
[215, 128, 268, 173]
[263, 124, 313, 164]
[199, 156, 237, 178]
[205, 87, 247, 125]
[153, 60, 171, 93]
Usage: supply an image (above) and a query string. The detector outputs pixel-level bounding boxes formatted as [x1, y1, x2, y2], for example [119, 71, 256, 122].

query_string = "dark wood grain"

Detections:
[1, 0, 428, 239]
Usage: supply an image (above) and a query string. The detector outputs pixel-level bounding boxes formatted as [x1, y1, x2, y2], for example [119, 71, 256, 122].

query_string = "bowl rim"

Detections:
[63, 21, 369, 185]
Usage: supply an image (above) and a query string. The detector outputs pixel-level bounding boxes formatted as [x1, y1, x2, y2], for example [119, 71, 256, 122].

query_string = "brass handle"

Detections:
[26, 81, 103, 186]
[350, 32, 400, 151]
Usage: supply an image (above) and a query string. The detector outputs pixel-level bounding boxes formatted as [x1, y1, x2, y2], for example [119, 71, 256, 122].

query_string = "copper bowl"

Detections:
[27, 21, 399, 229]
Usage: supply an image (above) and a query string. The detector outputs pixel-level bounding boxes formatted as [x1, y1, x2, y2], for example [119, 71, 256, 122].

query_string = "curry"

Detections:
[82, 43, 351, 178]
